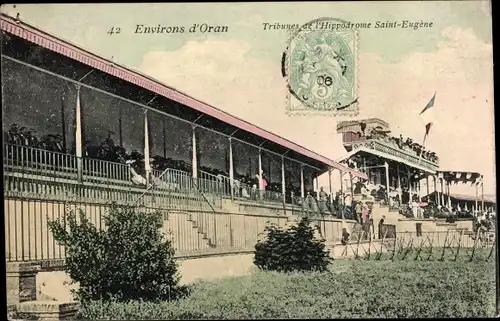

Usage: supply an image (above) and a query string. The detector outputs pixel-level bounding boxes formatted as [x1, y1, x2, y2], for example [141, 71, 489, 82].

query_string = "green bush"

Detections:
[253, 217, 332, 272]
[48, 204, 186, 302]
[77, 259, 496, 319]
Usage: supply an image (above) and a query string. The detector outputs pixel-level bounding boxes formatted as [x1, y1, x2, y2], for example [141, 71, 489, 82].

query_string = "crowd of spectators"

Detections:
[366, 130, 439, 163]
[5, 123, 65, 154]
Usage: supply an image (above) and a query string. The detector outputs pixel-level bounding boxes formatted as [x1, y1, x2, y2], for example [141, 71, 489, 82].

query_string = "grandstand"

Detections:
[336, 119, 483, 240]
[1, 14, 368, 262]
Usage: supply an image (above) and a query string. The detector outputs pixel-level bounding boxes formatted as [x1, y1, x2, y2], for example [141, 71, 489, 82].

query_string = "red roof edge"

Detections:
[0, 14, 367, 180]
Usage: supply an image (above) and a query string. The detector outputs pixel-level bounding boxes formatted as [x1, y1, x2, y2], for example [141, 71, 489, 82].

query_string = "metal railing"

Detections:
[4, 143, 78, 179]
[198, 170, 231, 196]
[3, 143, 221, 211]
[83, 157, 131, 185]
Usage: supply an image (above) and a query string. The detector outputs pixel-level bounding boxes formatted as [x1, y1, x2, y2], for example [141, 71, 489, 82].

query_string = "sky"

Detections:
[1, 2, 495, 196]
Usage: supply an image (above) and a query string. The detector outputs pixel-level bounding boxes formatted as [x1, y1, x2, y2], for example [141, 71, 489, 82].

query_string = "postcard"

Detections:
[1, 2, 496, 319]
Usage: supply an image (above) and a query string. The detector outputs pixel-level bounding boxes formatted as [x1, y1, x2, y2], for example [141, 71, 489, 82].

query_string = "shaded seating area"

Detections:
[1, 14, 366, 212]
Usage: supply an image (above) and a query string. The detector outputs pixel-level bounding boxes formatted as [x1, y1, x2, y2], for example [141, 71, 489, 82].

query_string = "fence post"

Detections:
[426, 235, 434, 261]
[213, 211, 217, 248]
[375, 227, 388, 260]
[439, 230, 450, 261]
[366, 232, 373, 260]
[355, 229, 362, 259]
[487, 233, 496, 260]
[453, 230, 463, 261]
[390, 235, 397, 261]
[469, 229, 482, 262]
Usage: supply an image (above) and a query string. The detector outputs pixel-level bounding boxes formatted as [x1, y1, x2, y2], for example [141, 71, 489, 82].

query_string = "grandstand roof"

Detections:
[0, 13, 367, 179]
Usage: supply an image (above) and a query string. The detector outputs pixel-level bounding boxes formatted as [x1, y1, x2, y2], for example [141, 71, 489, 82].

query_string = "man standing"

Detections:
[355, 201, 362, 223]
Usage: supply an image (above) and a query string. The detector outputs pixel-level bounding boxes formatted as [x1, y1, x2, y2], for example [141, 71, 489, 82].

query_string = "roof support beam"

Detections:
[78, 69, 94, 82]
[145, 96, 158, 106]
[193, 114, 204, 124]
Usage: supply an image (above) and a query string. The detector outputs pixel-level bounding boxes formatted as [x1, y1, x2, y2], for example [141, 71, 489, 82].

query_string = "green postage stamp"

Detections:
[282, 17, 359, 116]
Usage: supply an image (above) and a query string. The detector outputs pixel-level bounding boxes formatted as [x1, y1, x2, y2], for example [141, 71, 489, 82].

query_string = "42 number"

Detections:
[107, 27, 121, 36]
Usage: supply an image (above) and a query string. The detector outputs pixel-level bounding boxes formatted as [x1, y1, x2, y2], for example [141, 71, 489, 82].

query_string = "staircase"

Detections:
[185, 211, 217, 248]
[163, 212, 215, 253]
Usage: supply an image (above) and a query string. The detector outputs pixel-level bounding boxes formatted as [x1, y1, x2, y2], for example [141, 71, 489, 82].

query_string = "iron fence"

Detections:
[3, 197, 295, 262]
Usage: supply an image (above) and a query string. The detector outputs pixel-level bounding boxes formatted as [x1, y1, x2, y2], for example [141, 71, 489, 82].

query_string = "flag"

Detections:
[425, 123, 432, 135]
[420, 92, 436, 116]
[420, 92, 436, 145]
[422, 123, 433, 145]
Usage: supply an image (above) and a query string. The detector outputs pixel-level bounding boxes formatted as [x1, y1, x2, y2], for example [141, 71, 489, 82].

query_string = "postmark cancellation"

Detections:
[282, 18, 359, 116]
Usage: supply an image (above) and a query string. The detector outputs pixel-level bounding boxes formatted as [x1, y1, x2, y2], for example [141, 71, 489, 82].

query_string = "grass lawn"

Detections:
[78, 253, 497, 319]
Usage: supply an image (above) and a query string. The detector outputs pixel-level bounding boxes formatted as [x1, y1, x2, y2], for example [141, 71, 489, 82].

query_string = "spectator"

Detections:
[361, 202, 369, 223]
[355, 201, 362, 223]
[362, 211, 372, 240]
[411, 199, 419, 218]
[318, 187, 328, 212]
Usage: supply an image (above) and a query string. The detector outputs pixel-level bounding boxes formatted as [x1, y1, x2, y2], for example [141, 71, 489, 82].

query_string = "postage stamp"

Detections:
[282, 17, 359, 116]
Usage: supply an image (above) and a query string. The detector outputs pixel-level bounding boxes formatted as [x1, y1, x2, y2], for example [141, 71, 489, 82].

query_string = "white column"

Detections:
[339, 171, 345, 219]
[281, 156, 286, 202]
[396, 166, 400, 188]
[229, 138, 234, 199]
[258, 148, 262, 189]
[475, 180, 479, 211]
[144, 110, 151, 187]
[481, 176, 484, 211]
[446, 182, 451, 209]
[407, 169, 412, 202]
[314, 176, 319, 201]
[75, 86, 83, 183]
[192, 126, 197, 179]
[426, 176, 430, 200]
[441, 177, 446, 207]
[328, 169, 333, 202]
[384, 161, 390, 197]
[433, 176, 438, 205]
[300, 165, 305, 198]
